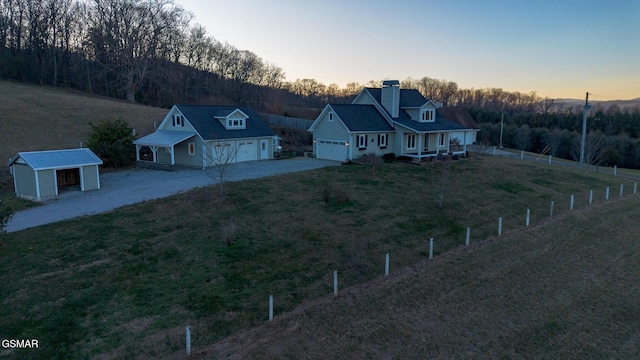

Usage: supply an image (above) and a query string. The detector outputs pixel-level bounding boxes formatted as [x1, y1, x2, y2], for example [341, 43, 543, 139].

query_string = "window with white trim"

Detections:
[357, 134, 367, 149]
[226, 118, 246, 129]
[329, 112, 334, 122]
[173, 114, 183, 127]
[439, 133, 445, 147]
[407, 134, 416, 150]
[378, 133, 388, 148]
[420, 109, 435, 122]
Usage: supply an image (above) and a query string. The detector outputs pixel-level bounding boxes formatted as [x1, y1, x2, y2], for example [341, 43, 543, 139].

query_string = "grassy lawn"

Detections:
[209, 195, 640, 359]
[0, 156, 638, 359]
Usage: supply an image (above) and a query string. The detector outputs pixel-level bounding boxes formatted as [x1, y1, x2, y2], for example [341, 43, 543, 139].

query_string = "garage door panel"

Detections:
[236, 141, 257, 162]
[317, 140, 346, 161]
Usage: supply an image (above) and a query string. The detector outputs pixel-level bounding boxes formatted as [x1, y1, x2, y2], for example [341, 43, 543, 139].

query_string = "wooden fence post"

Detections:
[498, 217, 503, 236]
[333, 271, 338, 296]
[589, 190, 593, 205]
[606, 187, 610, 200]
[526, 209, 530, 227]
[429, 238, 434, 259]
[620, 184, 624, 197]
[550, 201, 554, 218]
[269, 295, 274, 321]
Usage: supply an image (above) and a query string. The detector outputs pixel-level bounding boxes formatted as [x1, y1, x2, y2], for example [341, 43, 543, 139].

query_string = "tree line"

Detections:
[0, 0, 295, 107]
[2, 0, 639, 168]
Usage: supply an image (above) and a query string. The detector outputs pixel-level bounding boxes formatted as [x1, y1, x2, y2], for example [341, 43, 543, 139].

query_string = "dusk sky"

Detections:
[177, 0, 639, 100]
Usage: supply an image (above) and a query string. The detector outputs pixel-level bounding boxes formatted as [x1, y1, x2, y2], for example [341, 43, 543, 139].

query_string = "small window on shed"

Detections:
[188, 142, 195, 155]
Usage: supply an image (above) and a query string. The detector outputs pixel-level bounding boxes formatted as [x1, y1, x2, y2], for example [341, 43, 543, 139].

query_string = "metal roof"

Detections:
[8, 148, 103, 170]
[133, 130, 196, 147]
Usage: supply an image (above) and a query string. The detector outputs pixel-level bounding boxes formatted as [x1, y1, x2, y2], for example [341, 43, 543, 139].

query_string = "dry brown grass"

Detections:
[0, 80, 167, 168]
[197, 196, 640, 359]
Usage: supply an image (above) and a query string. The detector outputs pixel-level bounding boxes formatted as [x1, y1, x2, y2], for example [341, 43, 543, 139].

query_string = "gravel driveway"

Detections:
[6, 158, 339, 233]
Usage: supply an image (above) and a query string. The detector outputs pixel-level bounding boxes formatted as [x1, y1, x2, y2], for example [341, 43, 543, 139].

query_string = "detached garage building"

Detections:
[133, 105, 278, 169]
[8, 148, 103, 201]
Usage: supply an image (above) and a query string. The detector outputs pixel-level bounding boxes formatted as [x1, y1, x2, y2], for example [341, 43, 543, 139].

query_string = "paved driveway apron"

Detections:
[7, 158, 339, 232]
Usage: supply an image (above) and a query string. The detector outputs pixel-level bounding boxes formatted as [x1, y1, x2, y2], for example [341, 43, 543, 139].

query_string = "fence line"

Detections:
[184, 180, 639, 353]
[259, 113, 315, 130]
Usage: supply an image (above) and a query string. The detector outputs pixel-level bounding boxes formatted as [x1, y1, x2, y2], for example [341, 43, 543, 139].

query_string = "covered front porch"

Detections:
[133, 130, 196, 166]
[400, 131, 469, 160]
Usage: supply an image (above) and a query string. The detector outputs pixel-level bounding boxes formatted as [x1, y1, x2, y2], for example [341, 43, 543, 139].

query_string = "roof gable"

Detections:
[173, 105, 275, 140]
[9, 148, 103, 170]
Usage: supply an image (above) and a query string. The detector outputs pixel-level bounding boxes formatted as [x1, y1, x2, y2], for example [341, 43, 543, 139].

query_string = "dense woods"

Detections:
[1, 0, 639, 168]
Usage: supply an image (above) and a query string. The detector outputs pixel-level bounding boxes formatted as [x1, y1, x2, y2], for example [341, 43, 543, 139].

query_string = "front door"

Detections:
[260, 139, 269, 160]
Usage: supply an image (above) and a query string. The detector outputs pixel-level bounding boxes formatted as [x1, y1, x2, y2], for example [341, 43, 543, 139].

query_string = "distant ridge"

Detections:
[555, 97, 640, 111]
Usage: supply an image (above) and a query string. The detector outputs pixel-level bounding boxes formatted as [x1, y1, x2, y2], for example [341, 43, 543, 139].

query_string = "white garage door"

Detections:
[317, 140, 347, 162]
[236, 140, 257, 162]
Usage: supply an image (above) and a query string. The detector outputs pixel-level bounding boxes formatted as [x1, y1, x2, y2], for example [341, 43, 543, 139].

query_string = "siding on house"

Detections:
[13, 163, 37, 197]
[312, 110, 349, 142]
[353, 133, 394, 157]
[81, 165, 100, 190]
[173, 135, 202, 167]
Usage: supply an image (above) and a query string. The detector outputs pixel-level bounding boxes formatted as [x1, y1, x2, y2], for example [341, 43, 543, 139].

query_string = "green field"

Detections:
[1, 155, 638, 359]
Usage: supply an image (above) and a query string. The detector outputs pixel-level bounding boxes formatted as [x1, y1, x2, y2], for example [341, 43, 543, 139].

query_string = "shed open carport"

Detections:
[8, 148, 103, 201]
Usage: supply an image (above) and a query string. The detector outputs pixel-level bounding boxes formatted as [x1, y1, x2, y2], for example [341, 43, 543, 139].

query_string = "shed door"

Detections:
[317, 140, 347, 162]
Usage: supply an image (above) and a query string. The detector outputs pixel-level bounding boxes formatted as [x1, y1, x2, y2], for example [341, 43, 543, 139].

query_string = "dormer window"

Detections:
[173, 114, 184, 127]
[420, 109, 435, 122]
[227, 118, 245, 129]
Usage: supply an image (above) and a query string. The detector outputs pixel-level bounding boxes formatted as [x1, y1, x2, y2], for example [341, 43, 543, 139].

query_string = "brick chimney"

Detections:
[381, 80, 400, 118]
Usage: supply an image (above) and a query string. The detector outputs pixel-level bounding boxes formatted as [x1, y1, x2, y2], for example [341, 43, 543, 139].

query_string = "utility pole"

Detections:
[579, 92, 589, 170]
[499, 112, 504, 149]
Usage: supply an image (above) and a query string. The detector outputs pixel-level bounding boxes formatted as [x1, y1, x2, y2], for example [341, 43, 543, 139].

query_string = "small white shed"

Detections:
[8, 148, 103, 201]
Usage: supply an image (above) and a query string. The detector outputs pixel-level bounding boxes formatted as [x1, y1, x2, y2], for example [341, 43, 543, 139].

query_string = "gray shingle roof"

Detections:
[330, 104, 394, 132]
[393, 110, 470, 132]
[175, 105, 275, 140]
[8, 148, 102, 170]
[365, 88, 428, 108]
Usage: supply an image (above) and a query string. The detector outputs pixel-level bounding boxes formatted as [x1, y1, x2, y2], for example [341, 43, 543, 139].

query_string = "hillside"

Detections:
[0, 80, 167, 170]
[200, 195, 640, 359]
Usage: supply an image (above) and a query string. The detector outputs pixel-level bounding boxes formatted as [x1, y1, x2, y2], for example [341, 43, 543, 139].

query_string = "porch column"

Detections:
[417, 133, 423, 159]
[170, 145, 175, 165]
[136, 144, 140, 161]
[151, 146, 158, 163]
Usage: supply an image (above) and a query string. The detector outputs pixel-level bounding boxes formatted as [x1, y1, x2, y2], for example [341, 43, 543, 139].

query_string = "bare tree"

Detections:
[514, 124, 531, 151]
[545, 128, 566, 157]
[204, 142, 240, 196]
[573, 130, 607, 171]
[359, 153, 382, 178]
